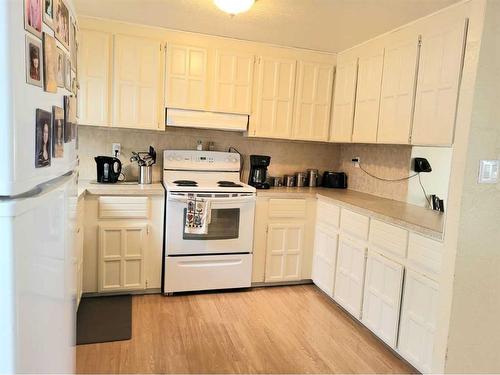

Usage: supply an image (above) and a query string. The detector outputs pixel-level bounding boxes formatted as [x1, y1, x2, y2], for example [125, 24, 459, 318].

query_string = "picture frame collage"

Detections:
[24, 0, 79, 168]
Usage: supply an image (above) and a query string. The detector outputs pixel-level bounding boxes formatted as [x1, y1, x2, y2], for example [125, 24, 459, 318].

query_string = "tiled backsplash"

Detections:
[78, 125, 341, 184]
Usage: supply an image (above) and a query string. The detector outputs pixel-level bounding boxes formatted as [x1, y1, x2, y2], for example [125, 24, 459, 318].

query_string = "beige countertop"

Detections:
[257, 187, 444, 240]
[78, 180, 164, 197]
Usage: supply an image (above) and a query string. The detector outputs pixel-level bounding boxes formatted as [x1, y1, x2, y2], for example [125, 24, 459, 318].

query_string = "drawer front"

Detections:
[98, 196, 150, 219]
[340, 208, 370, 241]
[407, 233, 443, 278]
[369, 219, 408, 259]
[316, 200, 340, 228]
[268, 199, 306, 218]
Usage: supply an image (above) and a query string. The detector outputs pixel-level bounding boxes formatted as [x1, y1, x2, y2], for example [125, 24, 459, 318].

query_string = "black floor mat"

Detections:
[77, 295, 132, 345]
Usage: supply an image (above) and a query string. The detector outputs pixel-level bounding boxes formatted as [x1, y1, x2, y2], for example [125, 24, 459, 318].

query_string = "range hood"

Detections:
[166, 108, 249, 132]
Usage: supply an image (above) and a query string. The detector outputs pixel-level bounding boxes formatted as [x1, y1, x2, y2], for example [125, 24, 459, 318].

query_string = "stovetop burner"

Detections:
[218, 181, 243, 187]
[174, 180, 198, 186]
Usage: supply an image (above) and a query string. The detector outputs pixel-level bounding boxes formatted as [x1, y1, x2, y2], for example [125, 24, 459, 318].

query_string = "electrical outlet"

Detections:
[352, 157, 360, 168]
[478, 160, 499, 184]
[112, 143, 121, 157]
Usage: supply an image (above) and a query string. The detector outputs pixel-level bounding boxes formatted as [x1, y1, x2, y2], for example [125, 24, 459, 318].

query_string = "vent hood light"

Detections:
[214, 0, 255, 15]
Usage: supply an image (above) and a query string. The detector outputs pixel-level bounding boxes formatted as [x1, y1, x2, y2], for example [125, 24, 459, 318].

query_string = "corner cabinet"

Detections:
[165, 44, 208, 110]
[292, 61, 334, 141]
[249, 57, 297, 139]
[113, 35, 165, 130]
[98, 223, 147, 292]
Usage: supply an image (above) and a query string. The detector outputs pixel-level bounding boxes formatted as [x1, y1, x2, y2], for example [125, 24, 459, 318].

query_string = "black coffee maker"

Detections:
[95, 156, 122, 183]
[248, 155, 271, 189]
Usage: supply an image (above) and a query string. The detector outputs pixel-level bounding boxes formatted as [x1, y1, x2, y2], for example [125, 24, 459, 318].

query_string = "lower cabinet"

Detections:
[76, 196, 85, 308]
[362, 251, 404, 348]
[334, 235, 367, 319]
[98, 223, 148, 292]
[265, 223, 304, 282]
[398, 270, 439, 373]
[311, 222, 339, 296]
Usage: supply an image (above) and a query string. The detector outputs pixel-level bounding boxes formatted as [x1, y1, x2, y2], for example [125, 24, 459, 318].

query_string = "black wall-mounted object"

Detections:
[413, 157, 432, 173]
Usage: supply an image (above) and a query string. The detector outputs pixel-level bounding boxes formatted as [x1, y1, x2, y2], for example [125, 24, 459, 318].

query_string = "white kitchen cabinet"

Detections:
[293, 61, 334, 141]
[352, 42, 385, 143]
[411, 13, 468, 146]
[113, 35, 164, 130]
[334, 235, 367, 319]
[212, 50, 254, 114]
[250, 57, 297, 139]
[98, 223, 148, 292]
[362, 251, 404, 348]
[78, 29, 112, 126]
[312, 222, 339, 296]
[76, 197, 84, 307]
[265, 223, 304, 282]
[330, 53, 358, 142]
[398, 270, 439, 373]
[165, 44, 208, 110]
[377, 29, 420, 144]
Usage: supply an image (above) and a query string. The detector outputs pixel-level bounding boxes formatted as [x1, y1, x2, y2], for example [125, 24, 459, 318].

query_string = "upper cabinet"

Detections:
[113, 35, 164, 130]
[212, 50, 255, 114]
[293, 61, 334, 141]
[377, 28, 420, 144]
[411, 11, 468, 146]
[352, 41, 385, 143]
[165, 44, 208, 111]
[330, 52, 358, 142]
[250, 57, 297, 139]
[78, 29, 112, 126]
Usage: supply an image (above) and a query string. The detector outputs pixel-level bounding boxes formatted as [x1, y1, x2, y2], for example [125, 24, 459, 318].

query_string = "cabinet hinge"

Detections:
[146, 226, 150, 235]
[145, 280, 148, 288]
[418, 35, 422, 47]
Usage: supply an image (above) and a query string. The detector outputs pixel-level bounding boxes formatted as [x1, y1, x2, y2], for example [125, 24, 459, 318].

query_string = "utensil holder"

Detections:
[139, 165, 153, 184]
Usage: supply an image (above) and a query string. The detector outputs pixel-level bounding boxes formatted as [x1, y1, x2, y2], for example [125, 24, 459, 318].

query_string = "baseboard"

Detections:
[82, 288, 161, 298]
[251, 279, 313, 287]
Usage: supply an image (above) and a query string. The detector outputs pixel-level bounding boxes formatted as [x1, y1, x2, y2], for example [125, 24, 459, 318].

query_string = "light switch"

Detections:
[478, 160, 499, 184]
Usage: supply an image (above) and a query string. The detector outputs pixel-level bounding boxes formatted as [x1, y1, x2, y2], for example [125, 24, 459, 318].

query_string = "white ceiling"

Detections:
[75, 0, 460, 53]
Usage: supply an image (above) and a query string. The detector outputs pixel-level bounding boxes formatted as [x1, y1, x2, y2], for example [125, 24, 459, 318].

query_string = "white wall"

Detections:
[407, 146, 453, 208]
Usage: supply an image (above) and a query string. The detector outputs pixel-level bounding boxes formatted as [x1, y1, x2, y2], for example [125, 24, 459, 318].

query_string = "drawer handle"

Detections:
[178, 259, 243, 268]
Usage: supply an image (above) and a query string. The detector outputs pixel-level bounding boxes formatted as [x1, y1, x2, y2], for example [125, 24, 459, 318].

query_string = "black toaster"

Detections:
[321, 171, 348, 189]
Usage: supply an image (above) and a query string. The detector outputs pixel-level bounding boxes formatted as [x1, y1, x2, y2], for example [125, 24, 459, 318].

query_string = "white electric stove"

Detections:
[162, 150, 256, 294]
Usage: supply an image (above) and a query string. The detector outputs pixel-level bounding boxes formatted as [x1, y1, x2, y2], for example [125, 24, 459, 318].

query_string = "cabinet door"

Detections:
[352, 43, 384, 143]
[265, 223, 304, 282]
[165, 44, 208, 110]
[411, 16, 468, 146]
[398, 270, 439, 373]
[250, 57, 296, 139]
[78, 29, 111, 126]
[293, 61, 334, 141]
[377, 30, 420, 144]
[334, 236, 367, 319]
[113, 35, 163, 130]
[330, 54, 358, 142]
[362, 251, 404, 348]
[98, 224, 147, 292]
[312, 223, 339, 296]
[212, 50, 254, 114]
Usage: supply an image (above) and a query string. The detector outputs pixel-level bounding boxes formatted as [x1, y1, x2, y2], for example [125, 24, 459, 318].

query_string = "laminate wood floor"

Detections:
[76, 285, 416, 374]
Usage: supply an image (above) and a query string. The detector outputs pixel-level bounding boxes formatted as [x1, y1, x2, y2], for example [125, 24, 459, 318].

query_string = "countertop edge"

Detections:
[78, 181, 165, 197]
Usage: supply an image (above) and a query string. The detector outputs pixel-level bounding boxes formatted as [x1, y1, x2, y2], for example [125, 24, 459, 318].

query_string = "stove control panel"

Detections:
[164, 150, 241, 171]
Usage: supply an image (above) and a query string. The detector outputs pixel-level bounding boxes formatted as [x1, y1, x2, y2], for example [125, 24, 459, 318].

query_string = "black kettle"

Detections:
[95, 156, 122, 183]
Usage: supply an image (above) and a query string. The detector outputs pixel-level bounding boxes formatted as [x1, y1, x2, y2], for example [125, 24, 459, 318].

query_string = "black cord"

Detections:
[418, 173, 433, 208]
[359, 163, 418, 182]
[228, 146, 244, 180]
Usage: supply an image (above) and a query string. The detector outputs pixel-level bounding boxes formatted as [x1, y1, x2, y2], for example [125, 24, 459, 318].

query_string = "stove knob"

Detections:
[230, 157, 238, 163]
[175, 156, 182, 161]
[167, 156, 174, 161]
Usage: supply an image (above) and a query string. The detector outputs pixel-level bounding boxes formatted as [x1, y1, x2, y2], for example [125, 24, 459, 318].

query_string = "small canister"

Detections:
[296, 172, 307, 187]
[139, 165, 153, 184]
[272, 177, 282, 187]
[283, 175, 296, 187]
[307, 169, 319, 187]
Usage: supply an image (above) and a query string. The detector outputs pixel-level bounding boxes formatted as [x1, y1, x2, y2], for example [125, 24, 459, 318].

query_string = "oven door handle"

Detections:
[168, 195, 255, 204]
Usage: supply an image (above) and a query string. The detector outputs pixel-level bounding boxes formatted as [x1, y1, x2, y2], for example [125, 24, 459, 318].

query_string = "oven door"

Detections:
[166, 192, 256, 255]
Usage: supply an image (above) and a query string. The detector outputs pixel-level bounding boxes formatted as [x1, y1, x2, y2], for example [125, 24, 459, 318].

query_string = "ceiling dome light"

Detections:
[214, 0, 255, 15]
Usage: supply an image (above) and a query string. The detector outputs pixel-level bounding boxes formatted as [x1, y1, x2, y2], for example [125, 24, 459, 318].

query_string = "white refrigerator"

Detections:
[0, 0, 78, 373]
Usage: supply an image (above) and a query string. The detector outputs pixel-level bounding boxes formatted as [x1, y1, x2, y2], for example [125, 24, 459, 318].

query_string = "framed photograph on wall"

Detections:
[63, 95, 71, 143]
[54, 0, 70, 49]
[56, 47, 65, 88]
[70, 17, 77, 70]
[25, 35, 43, 87]
[24, 0, 42, 38]
[42, 32, 57, 93]
[43, 0, 54, 30]
[35, 109, 52, 168]
[64, 55, 71, 90]
[52, 106, 64, 158]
